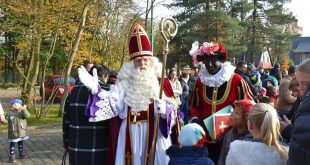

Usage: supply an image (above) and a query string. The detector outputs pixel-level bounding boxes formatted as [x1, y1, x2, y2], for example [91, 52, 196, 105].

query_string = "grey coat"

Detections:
[6, 109, 30, 140]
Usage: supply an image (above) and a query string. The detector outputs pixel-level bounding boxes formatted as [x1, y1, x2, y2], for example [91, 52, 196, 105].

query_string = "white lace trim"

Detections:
[89, 90, 118, 122]
[199, 62, 235, 87]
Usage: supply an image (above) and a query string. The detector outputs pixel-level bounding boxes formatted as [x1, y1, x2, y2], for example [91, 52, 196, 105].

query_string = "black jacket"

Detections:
[166, 146, 214, 165]
[281, 97, 302, 142]
[63, 85, 109, 165]
[180, 78, 190, 100]
[235, 69, 258, 96]
[288, 83, 310, 165]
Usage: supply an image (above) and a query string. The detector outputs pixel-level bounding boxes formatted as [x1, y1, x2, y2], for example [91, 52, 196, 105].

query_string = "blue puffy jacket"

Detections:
[166, 146, 214, 165]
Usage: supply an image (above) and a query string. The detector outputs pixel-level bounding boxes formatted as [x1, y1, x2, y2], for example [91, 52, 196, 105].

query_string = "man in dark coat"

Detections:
[63, 65, 110, 165]
[279, 59, 310, 165]
[287, 82, 310, 165]
[179, 71, 190, 124]
[235, 61, 258, 96]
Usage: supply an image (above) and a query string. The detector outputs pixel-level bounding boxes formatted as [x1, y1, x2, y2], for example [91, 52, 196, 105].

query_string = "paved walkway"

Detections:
[0, 124, 68, 165]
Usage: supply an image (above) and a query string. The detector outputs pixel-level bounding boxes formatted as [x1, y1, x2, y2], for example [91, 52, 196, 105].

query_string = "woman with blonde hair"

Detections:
[226, 103, 287, 165]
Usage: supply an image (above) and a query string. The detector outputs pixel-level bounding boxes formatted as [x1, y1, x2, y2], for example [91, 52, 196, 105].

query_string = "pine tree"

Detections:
[167, 0, 300, 67]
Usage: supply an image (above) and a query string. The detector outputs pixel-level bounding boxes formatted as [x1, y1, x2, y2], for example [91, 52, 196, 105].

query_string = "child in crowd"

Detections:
[267, 86, 278, 107]
[226, 103, 287, 165]
[166, 123, 214, 165]
[6, 98, 30, 163]
[258, 96, 273, 104]
[289, 77, 299, 98]
[218, 99, 255, 165]
[257, 87, 267, 101]
[284, 77, 301, 121]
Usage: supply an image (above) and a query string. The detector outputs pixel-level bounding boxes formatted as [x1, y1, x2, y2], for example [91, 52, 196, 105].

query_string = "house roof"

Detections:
[258, 51, 273, 69]
[293, 37, 310, 53]
[258, 62, 273, 69]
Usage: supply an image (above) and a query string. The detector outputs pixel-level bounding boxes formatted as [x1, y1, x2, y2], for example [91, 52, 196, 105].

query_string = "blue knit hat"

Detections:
[10, 98, 22, 105]
[178, 123, 206, 147]
[270, 68, 281, 76]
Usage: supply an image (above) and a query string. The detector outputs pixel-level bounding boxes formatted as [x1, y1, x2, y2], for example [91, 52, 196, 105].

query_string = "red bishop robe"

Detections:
[107, 78, 175, 165]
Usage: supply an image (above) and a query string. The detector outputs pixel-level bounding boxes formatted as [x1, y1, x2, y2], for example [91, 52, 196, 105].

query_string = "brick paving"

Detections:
[0, 124, 68, 165]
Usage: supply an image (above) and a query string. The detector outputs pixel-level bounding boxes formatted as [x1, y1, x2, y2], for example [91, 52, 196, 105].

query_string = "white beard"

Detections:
[117, 57, 162, 111]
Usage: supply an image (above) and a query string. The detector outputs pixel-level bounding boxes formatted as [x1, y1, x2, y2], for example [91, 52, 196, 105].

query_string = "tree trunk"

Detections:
[4, 32, 14, 83]
[145, 0, 149, 30]
[250, 0, 257, 63]
[58, 0, 94, 116]
[22, 38, 35, 104]
[22, 35, 41, 105]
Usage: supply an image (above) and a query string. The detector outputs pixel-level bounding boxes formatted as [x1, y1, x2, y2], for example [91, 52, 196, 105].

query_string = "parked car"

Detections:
[41, 75, 76, 101]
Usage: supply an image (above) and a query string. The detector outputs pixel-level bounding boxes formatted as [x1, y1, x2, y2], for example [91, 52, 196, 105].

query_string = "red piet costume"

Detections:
[190, 74, 253, 122]
[188, 41, 254, 163]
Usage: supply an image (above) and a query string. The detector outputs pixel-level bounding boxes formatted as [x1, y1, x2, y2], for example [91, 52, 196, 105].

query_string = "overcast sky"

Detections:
[285, 0, 310, 37]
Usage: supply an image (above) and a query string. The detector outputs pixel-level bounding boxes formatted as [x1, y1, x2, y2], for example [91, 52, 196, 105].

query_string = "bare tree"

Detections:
[58, 0, 94, 116]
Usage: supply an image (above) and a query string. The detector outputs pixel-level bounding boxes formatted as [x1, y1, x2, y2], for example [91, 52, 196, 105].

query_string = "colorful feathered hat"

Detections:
[189, 41, 227, 65]
[128, 22, 153, 60]
[178, 123, 206, 147]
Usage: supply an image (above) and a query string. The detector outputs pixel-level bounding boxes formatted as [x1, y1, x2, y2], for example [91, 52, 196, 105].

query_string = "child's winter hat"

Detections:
[260, 87, 267, 96]
[234, 99, 256, 113]
[10, 98, 22, 105]
[178, 123, 206, 147]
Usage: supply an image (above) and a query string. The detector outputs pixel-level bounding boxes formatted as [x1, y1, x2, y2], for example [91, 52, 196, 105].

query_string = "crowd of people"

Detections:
[0, 21, 307, 165]
[0, 18, 308, 165]
[60, 21, 310, 165]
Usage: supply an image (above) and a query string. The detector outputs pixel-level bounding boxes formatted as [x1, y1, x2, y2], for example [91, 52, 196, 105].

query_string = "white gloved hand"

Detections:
[154, 98, 166, 115]
[21, 105, 27, 110]
[78, 65, 99, 94]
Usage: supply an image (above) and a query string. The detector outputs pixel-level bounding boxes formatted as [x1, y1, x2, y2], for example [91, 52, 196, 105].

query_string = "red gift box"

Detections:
[213, 113, 231, 140]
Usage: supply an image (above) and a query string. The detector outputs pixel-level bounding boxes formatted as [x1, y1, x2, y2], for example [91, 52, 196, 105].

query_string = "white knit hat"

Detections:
[178, 123, 206, 147]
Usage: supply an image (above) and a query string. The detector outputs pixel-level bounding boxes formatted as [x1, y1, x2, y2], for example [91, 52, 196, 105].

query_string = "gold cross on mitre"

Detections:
[131, 111, 141, 123]
[131, 23, 145, 36]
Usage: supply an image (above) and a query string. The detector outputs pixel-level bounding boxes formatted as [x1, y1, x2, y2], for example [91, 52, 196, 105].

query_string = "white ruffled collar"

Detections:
[199, 62, 236, 87]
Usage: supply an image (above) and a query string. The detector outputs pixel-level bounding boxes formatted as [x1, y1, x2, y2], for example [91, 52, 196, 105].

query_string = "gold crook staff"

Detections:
[149, 16, 178, 165]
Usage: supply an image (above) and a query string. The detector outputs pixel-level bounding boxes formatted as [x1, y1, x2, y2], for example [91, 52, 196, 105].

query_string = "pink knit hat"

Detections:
[260, 87, 267, 96]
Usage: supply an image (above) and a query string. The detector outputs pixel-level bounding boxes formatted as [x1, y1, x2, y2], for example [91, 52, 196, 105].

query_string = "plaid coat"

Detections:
[63, 85, 109, 165]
